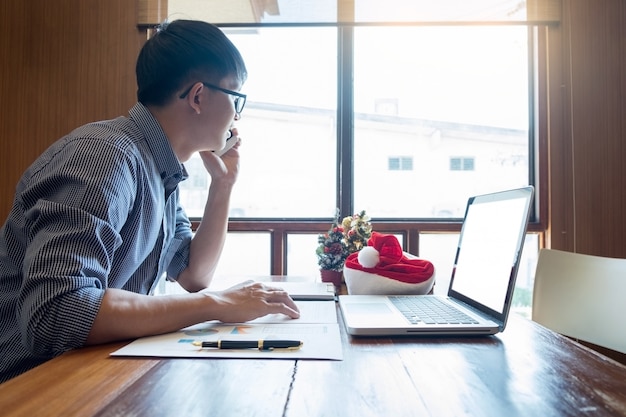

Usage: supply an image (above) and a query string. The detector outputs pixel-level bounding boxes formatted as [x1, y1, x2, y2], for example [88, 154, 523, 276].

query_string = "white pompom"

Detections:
[358, 246, 380, 268]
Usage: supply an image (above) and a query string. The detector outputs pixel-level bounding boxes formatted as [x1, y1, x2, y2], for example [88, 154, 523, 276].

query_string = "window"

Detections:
[450, 157, 475, 171]
[179, 24, 531, 220]
[389, 157, 413, 171]
[352, 25, 530, 218]
[166, 0, 548, 313]
[179, 26, 338, 219]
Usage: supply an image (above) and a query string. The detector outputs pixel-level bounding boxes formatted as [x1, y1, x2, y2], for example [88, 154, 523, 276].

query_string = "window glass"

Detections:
[179, 25, 531, 220]
[287, 234, 323, 277]
[154, 232, 271, 293]
[167, 0, 560, 24]
[178, 27, 338, 218]
[355, 0, 532, 22]
[353, 25, 529, 218]
[168, 0, 337, 24]
[216, 233, 272, 276]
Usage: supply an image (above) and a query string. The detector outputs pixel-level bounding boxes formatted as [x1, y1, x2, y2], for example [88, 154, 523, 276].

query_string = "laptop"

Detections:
[339, 186, 534, 336]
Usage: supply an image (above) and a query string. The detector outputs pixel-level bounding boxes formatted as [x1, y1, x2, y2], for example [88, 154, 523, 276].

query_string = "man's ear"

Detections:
[186, 82, 204, 115]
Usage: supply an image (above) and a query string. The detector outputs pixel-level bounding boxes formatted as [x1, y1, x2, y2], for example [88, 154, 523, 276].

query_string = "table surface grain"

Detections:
[1, 291, 626, 417]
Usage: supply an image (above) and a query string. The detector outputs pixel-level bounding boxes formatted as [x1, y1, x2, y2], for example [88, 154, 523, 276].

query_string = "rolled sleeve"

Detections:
[19, 199, 126, 355]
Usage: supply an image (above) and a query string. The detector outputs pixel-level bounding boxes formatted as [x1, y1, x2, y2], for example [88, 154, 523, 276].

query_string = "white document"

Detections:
[232, 300, 337, 324]
[110, 301, 342, 360]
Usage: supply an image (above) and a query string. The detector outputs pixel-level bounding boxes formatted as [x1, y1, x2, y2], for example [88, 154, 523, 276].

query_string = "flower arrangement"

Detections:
[316, 209, 373, 272]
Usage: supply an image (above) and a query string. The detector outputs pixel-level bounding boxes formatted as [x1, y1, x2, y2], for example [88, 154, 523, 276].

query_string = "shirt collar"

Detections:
[128, 103, 188, 191]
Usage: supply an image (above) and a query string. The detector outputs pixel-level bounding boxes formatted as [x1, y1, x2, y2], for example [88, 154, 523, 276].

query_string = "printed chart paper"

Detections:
[111, 301, 342, 360]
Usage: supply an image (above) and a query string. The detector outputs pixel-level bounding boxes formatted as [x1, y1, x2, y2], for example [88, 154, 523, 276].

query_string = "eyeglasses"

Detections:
[179, 82, 247, 114]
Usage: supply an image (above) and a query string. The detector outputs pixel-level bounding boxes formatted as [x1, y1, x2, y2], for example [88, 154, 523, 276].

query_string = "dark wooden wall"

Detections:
[547, 0, 626, 257]
[1, 0, 625, 258]
[0, 0, 143, 220]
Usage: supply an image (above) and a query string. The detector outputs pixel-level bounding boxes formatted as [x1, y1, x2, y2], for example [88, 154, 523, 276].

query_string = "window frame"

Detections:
[187, 22, 548, 275]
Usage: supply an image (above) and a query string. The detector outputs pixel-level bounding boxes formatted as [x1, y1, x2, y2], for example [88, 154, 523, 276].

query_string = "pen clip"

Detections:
[264, 345, 303, 352]
[260, 340, 303, 351]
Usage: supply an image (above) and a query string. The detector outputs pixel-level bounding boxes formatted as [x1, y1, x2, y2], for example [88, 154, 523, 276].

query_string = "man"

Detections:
[0, 20, 299, 383]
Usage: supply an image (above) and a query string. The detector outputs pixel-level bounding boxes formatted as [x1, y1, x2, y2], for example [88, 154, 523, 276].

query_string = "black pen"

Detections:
[192, 340, 303, 351]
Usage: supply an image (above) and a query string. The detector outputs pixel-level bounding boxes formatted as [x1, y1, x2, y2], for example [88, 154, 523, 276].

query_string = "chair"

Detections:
[532, 248, 626, 358]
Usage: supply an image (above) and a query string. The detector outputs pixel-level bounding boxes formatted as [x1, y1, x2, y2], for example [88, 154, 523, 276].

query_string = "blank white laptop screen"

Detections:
[450, 195, 530, 314]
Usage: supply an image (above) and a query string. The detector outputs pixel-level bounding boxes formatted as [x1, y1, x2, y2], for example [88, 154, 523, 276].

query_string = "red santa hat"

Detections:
[344, 232, 435, 284]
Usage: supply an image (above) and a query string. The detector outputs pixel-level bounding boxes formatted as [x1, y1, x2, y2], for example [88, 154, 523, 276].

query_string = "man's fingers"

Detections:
[267, 302, 300, 319]
[264, 290, 300, 313]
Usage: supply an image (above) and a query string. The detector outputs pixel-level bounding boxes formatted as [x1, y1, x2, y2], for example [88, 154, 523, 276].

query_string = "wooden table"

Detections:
[2, 297, 626, 416]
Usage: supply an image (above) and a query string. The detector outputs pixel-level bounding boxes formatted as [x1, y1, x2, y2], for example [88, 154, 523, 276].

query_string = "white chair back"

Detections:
[532, 248, 626, 354]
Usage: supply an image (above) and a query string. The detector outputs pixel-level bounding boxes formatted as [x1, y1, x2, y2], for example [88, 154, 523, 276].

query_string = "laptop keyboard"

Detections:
[390, 296, 480, 325]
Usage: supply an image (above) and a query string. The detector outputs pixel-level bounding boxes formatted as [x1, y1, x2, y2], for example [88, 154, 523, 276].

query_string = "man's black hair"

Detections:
[136, 20, 247, 106]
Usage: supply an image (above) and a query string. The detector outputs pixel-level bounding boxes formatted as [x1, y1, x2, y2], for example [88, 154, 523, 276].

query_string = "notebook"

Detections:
[339, 186, 534, 336]
[209, 280, 335, 301]
[277, 281, 336, 300]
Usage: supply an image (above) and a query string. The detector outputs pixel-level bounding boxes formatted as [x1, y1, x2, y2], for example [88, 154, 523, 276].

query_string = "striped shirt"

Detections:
[0, 103, 193, 383]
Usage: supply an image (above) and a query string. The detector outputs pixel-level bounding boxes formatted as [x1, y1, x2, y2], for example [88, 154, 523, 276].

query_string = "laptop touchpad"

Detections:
[346, 303, 393, 315]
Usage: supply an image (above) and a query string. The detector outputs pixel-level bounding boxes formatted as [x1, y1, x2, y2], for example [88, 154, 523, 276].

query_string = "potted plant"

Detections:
[316, 209, 372, 287]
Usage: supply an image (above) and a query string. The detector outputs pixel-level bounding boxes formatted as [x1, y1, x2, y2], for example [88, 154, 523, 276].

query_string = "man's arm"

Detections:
[176, 178, 233, 292]
[176, 140, 240, 293]
[86, 281, 300, 345]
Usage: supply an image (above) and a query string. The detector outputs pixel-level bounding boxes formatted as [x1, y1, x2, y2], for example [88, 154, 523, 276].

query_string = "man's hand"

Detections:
[202, 280, 301, 323]
[198, 128, 241, 184]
